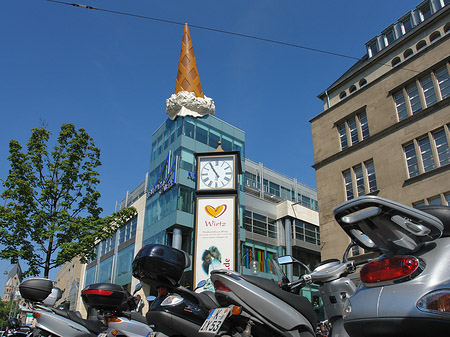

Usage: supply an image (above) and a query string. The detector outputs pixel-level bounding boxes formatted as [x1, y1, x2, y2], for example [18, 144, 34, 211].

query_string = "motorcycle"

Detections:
[131, 244, 238, 337]
[277, 241, 371, 337]
[333, 195, 450, 337]
[80, 283, 159, 337]
[19, 278, 105, 337]
[210, 260, 318, 337]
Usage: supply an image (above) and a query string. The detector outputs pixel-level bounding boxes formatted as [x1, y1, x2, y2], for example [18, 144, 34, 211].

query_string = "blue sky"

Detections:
[0, 0, 417, 285]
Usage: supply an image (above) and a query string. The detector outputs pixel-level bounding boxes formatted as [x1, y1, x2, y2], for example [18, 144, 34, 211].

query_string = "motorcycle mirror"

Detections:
[278, 256, 294, 265]
[146, 296, 156, 302]
[249, 260, 259, 275]
[195, 280, 207, 290]
[133, 283, 142, 295]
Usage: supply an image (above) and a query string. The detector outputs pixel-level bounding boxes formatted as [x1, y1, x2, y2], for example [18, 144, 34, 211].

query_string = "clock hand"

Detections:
[209, 163, 220, 178]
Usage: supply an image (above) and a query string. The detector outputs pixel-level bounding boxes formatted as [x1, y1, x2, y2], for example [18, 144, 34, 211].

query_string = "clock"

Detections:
[198, 155, 235, 191]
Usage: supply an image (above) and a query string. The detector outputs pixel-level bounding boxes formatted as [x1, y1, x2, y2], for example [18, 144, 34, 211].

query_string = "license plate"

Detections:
[97, 333, 107, 337]
[199, 307, 231, 334]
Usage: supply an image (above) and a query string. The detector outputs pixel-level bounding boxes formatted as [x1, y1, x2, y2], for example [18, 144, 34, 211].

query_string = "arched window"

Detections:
[340, 91, 347, 100]
[444, 23, 450, 34]
[430, 31, 441, 42]
[391, 57, 401, 67]
[359, 79, 367, 88]
[416, 40, 427, 51]
[349, 85, 357, 94]
[403, 49, 413, 59]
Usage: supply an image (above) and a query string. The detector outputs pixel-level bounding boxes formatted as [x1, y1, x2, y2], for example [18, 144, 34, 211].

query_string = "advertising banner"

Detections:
[194, 196, 236, 290]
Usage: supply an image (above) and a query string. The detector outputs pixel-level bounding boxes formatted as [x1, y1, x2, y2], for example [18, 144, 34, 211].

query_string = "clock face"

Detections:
[198, 156, 235, 190]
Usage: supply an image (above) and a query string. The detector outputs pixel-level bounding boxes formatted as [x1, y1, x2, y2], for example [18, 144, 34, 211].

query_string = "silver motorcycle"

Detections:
[333, 195, 450, 337]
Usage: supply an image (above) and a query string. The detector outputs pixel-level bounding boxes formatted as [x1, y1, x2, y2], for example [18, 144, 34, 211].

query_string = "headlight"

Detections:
[161, 294, 184, 306]
[417, 289, 450, 315]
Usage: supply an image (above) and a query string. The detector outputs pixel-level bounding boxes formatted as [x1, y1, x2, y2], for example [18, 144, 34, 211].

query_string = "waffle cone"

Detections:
[175, 23, 204, 98]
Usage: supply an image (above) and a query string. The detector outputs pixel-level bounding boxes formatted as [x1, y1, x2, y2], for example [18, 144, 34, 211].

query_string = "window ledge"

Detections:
[403, 163, 450, 187]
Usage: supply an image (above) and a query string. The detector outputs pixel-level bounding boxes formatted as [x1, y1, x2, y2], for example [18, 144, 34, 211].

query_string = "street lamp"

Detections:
[241, 251, 259, 275]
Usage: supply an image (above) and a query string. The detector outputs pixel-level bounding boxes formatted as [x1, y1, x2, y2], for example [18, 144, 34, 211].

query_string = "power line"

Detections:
[46, 0, 419, 74]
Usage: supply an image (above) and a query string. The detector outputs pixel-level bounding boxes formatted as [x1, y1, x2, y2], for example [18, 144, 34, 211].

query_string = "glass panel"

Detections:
[245, 171, 258, 189]
[404, 143, 420, 178]
[407, 83, 422, 114]
[98, 256, 113, 283]
[435, 66, 450, 100]
[413, 200, 426, 208]
[343, 170, 353, 200]
[420, 75, 437, 107]
[338, 123, 348, 150]
[85, 266, 96, 286]
[365, 160, 378, 192]
[180, 148, 194, 172]
[177, 186, 194, 214]
[301, 195, 312, 209]
[183, 120, 195, 138]
[358, 112, 370, 140]
[433, 129, 450, 166]
[354, 165, 365, 196]
[209, 128, 221, 148]
[394, 92, 408, 121]
[221, 135, 232, 151]
[281, 186, 291, 200]
[428, 196, 442, 205]
[368, 41, 378, 56]
[115, 244, 135, 285]
[385, 30, 395, 45]
[418, 136, 435, 172]
[420, 4, 431, 20]
[269, 182, 280, 197]
[348, 117, 359, 145]
[195, 123, 208, 145]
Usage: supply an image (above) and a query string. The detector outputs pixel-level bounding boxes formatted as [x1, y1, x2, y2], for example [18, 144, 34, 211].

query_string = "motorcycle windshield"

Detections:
[333, 196, 444, 256]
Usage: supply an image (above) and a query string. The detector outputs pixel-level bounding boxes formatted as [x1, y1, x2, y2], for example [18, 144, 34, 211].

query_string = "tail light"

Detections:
[417, 289, 450, 315]
[360, 256, 420, 283]
[33, 313, 40, 319]
[214, 281, 231, 292]
[105, 317, 123, 323]
[81, 290, 113, 296]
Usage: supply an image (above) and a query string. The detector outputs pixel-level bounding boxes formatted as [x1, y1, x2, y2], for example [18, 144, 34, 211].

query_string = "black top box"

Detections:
[132, 244, 189, 288]
[81, 283, 134, 312]
[20, 278, 54, 302]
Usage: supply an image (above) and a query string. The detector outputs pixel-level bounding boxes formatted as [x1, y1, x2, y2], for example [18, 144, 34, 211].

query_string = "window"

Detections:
[435, 66, 450, 100]
[368, 40, 379, 57]
[420, 75, 437, 107]
[336, 110, 370, 150]
[394, 91, 408, 121]
[100, 233, 116, 256]
[349, 85, 357, 94]
[359, 79, 367, 88]
[343, 170, 353, 200]
[243, 210, 277, 238]
[430, 31, 441, 42]
[339, 91, 347, 99]
[244, 171, 260, 189]
[403, 49, 413, 59]
[343, 160, 377, 200]
[419, 3, 432, 21]
[393, 64, 450, 121]
[294, 220, 320, 245]
[445, 192, 450, 205]
[428, 195, 442, 205]
[384, 29, 396, 45]
[403, 126, 450, 178]
[392, 57, 401, 67]
[406, 83, 422, 114]
[401, 16, 413, 34]
[416, 40, 427, 51]
[118, 217, 137, 245]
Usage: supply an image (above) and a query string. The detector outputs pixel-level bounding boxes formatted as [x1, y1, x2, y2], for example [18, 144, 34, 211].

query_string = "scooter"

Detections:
[131, 244, 237, 337]
[333, 195, 450, 337]
[80, 283, 158, 337]
[277, 241, 371, 337]
[210, 261, 318, 337]
[19, 278, 105, 337]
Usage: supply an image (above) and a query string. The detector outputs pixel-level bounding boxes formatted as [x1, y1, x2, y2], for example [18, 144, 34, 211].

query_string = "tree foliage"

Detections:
[0, 124, 136, 278]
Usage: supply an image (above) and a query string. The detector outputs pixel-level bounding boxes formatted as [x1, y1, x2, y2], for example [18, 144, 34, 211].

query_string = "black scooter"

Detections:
[131, 244, 237, 337]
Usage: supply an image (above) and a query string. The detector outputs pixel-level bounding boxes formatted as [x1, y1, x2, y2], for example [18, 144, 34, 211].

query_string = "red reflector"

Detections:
[360, 256, 419, 283]
[81, 290, 113, 296]
[158, 288, 168, 296]
[214, 281, 231, 292]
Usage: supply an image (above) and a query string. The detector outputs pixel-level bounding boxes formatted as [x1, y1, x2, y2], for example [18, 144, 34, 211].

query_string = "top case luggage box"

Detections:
[132, 244, 189, 288]
[19, 278, 53, 302]
[81, 283, 133, 311]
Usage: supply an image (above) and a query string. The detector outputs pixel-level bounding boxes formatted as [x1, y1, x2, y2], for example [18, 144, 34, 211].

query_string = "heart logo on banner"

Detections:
[205, 205, 227, 218]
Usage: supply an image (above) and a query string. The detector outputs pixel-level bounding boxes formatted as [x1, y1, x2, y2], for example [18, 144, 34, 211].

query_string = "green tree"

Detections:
[0, 300, 14, 329]
[0, 124, 136, 278]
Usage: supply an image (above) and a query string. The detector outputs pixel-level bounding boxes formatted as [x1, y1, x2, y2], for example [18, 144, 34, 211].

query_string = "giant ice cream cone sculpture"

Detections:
[166, 23, 215, 120]
[175, 23, 204, 98]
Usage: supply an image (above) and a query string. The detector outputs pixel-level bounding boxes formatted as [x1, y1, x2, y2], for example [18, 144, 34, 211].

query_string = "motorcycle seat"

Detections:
[418, 205, 450, 237]
[241, 275, 317, 328]
[52, 308, 105, 334]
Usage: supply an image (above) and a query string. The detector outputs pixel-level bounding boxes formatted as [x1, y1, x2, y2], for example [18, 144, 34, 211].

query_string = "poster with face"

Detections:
[194, 196, 236, 290]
